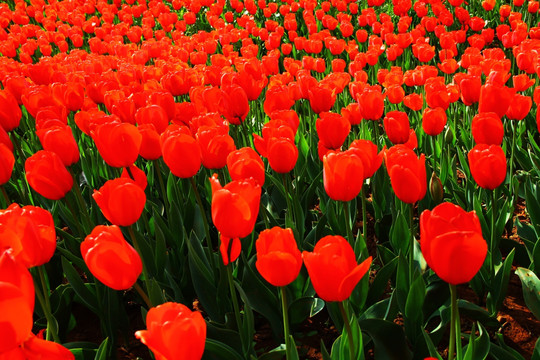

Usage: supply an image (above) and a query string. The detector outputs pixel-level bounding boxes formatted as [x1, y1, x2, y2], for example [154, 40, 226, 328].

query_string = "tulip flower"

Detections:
[25, 150, 73, 200]
[385, 145, 427, 204]
[471, 113, 504, 145]
[302, 235, 372, 302]
[161, 125, 202, 179]
[420, 202, 487, 285]
[81, 225, 143, 291]
[0, 89, 22, 132]
[227, 147, 265, 186]
[91, 122, 142, 168]
[254, 121, 298, 174]
[316, 112, 351, 150]
[0, 204, 56, 268]
[196, 125, 236, 170]
[422, 107, 447, 136]
[348, 140, 383, 178]
[467, 144, 506, 190]
[93, 178, 146, 227]
[209, 174, 261, 241]
[2, 335, 75, 360]
[135, 302, 206, 360]
[323, 150, 365, 202]
[383, 110, 410, 144]
[36, 126, 80, 167]
[256, 227, 302, 287]
[0, 250, 34, 353]
[0, 143, 14, 185]
[357, 86, 385, 120]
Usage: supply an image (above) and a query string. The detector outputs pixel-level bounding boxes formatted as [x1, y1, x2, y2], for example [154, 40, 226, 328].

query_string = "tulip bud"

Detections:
[444, 126, 454, 145]
[429, 172, 444, 204]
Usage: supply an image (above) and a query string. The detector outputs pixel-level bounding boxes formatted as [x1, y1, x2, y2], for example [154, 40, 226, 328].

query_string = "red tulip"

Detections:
[227, 147, 265, 186]
[36, 126, 80, 167]
[403, 93, 424, 111]
[196, 125, 236, 170]
[420, 202, 487, 285]
[161, 125, 202, 178]
[256, 227, 302, 287]
[302, 236, 372, 302]
[138, 124, 162, 160]
[81, 225, 143, 290]
[91, 122, 142, 168]
[506, 93, 532, 120]
[0, 277, 33, 352]
[323, 150, 365, 202]
[0, 143, 14, 185]
[254, 128, 298, 174]
[135, 302, 206, 360]
[93, 178, 146, 227]
[121, 165, 148, 191]
[468, 144, 506, 190]
[210, 174, 261, 240]
[4, 335, 75, 360]
[0, 89, 22, 132]
[357, 85, 385, 120]
[383, 111, 410, 144]
[471, 113, 503, 145]
[478, 83, 514, 118]
[385, 145, 427, 204]
[316, 112, 351, 150]
[348, 139, 383, 178]
[25, 150, 73, 200]
[308, 84, 336, 114]
[341, 103, 363, 126]
[422, 107, 447, 136]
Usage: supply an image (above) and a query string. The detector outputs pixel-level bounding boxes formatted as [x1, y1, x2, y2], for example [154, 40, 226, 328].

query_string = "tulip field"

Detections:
[3, 0, 540, 359]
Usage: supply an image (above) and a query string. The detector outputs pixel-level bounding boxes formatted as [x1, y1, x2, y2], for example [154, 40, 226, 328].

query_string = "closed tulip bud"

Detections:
[36, 126, 80, 166]
[422, 107, 447, 136]
[256, 227, 302, 287]
[303, 236, 372, 302]
[429, 172, 444, 204]
[25, 150, 73, 200]
[161, 125, 201, 178]
[93, 178, 146, 226]
[420, 202, 487, 285]
[471, 112, 503, 145]
[210, 174, 261, 240]
[135, 302, 206, 360]
[0, 89, 22, 132]
[468, 144, 506, 190]
[81, 225, 143, 290]
[385, 145, 427, 204]
[227, 147, 265, 186]
[0, 143, 14, 185]
[383, 110, 410, 144]
[316, 112, 351, 150]
[444, 126, 454, 145]
[323, 150, 365, 202]
[92, 122, 142, 168]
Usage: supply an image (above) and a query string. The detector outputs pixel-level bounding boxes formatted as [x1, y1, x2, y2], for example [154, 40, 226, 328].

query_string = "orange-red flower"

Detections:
[468, 144, 506, 190]
[302, 236, 372, 302]
[25, 150, 73, 200]
[91, 122, 142, 168]
[385, 145, 427, 204]
[36, 126, 80, 167]
[348, 139, 383, 178]
[227, 147, 265, 186]
[323, 150, 365, 202]
[316, 112, 351, 150]
[357, 86, 385, 120]
[420, 202, 487, 285]
[196, 125, 236, 170]
[383, 110, 410, 144]
[210, 174, 261, 240]
[422, 107, 447, 136]
[135, 302, 206, 360]
[255, 227, 302, 287]
[81, 225, 143, 290]
[161, 125, 202, 178]
[254, 123, 298, 174]
[0, 144, 14, 185]
[0, 89, 22, 132]
[0, 204, 56, 268]
[93, 178, 146, 227]
[471, 113, 503, 145]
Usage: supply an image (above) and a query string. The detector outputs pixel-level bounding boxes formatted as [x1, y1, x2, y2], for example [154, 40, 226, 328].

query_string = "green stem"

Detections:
[63, 196, 84, 236]
[154, 160, 169, 217]
[128, 225, 153, 307]
[409, 202, 415, 285]
[280, 287, 292, 360]
[68, 167, 93, 232]
[338, 301, 355, 360]
[509, 120, 517, 195]
[1, 185, 10, 205]
[190, 177, 215, 269]
[38, 266, 61, 343]
[448, 284, 462, 360]
[343, 201, 355, 247]
[361, 185, 368, 257]
[226, 264, 243, 334]
[282, 173, 294, 228]
[490, 189, 497, 280]
[133, 281, 152, 309]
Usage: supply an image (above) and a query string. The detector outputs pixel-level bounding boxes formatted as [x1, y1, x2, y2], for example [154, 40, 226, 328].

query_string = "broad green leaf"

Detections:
[204, 339, 244, 360]
[462, 322, 490, 360]
[61, 257, 99, 315]
[487, 248, 515, 314]
[360, 318, 412, 360]
[515, 267, 540, 320]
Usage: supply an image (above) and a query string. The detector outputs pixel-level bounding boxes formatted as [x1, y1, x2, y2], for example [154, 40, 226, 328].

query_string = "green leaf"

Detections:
[463, 322, 490, 360]
[61, 257, 99, 315]
[515, 267, 540, 320]
[204, 339, 244, 360]
[94, 338, 109, 360]
[421, 329, 442, 360]
[366, 257, 397, 306]
[487, 248, 515, 314]
[389, 211, 409, 255]
[286, 335, 300, 360]
[360, 318, 412, 360]
[404, 275, 426, 342]
[257, 347, 286, 360]
[532, 337, 540, 360]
